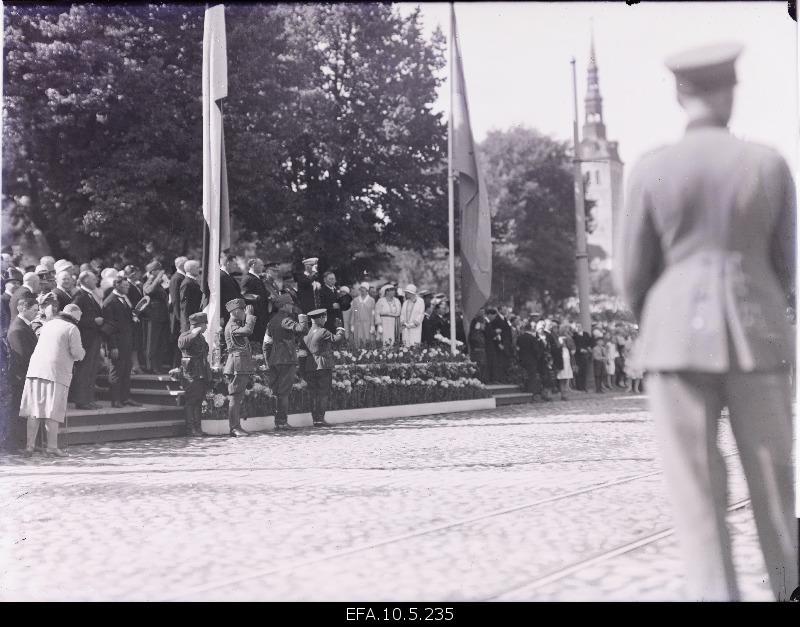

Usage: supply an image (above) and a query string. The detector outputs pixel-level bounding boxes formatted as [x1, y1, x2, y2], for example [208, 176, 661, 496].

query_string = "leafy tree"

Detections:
[480, 126, 593, 309]
[3, 3, 447, 275]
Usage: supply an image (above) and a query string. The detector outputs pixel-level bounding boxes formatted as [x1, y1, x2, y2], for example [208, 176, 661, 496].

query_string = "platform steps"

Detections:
[485, 383, 534, 406]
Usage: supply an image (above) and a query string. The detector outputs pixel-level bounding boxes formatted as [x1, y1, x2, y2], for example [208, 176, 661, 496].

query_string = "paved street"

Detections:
[0, 392, 772, 602]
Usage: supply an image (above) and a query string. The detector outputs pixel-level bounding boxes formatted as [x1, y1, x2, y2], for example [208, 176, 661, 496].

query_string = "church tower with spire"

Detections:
[579, 31, 624, 271]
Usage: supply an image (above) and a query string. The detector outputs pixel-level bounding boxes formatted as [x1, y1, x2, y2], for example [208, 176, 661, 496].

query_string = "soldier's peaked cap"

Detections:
[308, 308, 327, 318]
[264, 260, 280, 268]
[302, 257, 318, 265]
[225, 298, 245, 313]
[189, 312, 208, 325]
[665, 42, 743, 94]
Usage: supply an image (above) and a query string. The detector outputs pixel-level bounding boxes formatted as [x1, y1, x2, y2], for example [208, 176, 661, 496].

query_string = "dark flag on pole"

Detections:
[201, 3, 231, 364]
[451, 7, 492, 328]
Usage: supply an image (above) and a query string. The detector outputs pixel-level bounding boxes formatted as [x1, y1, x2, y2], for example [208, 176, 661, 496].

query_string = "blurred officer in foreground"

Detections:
[224, 298, 256, 437]
[303, 308, 345, 427]
[178, 312, 211, 436]
[615, 42, 797, 601]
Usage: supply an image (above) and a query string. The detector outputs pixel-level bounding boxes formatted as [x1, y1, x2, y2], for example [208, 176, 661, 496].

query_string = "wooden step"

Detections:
[95, 387, 185, 407]
[494, 392, 534, 406]
[59, 403, 186, 446]
[485, 383, 523, 395]
[97, 373, 182, 391]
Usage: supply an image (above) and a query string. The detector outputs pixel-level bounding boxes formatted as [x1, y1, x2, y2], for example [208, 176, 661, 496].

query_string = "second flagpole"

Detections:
[447, 3, 457, 355]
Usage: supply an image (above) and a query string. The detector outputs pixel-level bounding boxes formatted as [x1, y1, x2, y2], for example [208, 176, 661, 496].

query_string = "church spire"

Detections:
[583, 24, 606, 141]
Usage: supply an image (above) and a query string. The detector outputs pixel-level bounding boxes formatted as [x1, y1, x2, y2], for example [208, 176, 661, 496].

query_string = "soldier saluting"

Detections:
[304, 308, 345, 427]
[263, 294, 308, 431]
[223, 298, 256, 437]
[177, 312, 212, 436]
[615, 43, 797, 601]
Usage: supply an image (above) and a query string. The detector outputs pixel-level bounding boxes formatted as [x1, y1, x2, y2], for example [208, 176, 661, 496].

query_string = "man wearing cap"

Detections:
[615, 43, 797, 601]
[142, 260, 169, 373]
[20, 303, 85, 457]
[180, 260, 203, 332]
[241, 258, 269, 345]
[101, 277, 140, 409]
[262, 261, 284, 322]
[484, 307, 512, 383]
[177, 312, 211, 436]
[10, 272, 41, 316]
[304, 308, 345, 426]
[374, 284, 401, 346]
[223, 298, 256, 437]
[168, 256, 188, 367]
[400, 284, 424, 347]
[264, 294, 308, 430]
[35, 264, 54, 293]
[70, 270, 104, 410]
[294, 257, 320, 314]
[349, 282, 375, 347]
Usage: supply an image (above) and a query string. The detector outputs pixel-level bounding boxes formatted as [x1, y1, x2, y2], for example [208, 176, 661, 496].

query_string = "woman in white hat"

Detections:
[19, 303, 86, 457]
[400, 284, 424, 347]
[350, 282, 376, 347]
[374, 283, 401, 346]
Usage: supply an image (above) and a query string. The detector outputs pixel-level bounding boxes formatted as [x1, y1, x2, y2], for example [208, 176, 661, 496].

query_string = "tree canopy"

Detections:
[3, 3, 447, 280]
[480, 126, 593, 309]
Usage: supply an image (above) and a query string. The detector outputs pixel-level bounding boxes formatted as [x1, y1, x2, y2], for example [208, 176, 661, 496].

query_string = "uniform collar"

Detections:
[686, 117, 728, 132]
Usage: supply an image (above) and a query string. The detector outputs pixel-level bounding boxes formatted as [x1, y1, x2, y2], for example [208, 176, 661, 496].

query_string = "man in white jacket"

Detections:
[400, 284, 424, 347]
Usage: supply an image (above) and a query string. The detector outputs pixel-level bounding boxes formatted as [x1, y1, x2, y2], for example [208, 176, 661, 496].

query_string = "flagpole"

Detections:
[447, 3, 457, 355]
[571, 57, 594, 383]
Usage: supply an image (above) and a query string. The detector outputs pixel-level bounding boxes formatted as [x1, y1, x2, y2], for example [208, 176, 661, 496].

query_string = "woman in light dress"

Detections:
[400, 284, 424, 347]
[19, 303, 86, 457]
[350, 282, 376, 347]
[556, 334, 574, 400]
[374, 284, 402, 345]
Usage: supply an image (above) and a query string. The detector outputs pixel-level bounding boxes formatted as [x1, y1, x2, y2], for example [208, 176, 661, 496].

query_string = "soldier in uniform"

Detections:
[177, 312, 211, 436]
[262, 261, 284, 323]
[615, 43, 797, 601]
[304, 308, 345, 427]
[263, 294, 308, 431]
[223, 298, 256, 437]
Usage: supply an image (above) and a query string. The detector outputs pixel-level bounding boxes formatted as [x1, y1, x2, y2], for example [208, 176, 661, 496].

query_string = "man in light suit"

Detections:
[615, 43, 797, 601]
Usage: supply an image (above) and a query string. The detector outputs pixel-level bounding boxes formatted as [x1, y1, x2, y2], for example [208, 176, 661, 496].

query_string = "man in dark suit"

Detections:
[180, 260, 203, 332]
[142, 260, 169, 373]
[294, 257, 319, 314]
[53, 269, 75, 312]
[318, 271, 349, 333]
[262, 261, 284, 324]
[220, 253, 242, 328]
[1, 268, 23, 340]
[168, 256, 188, 367]
[71, 270, 104, 409]
[121, 265, 144, 374]
[6, 295, 38, 449]
[571, 322, 592, 392]
[484, 308, 512, 383]
[102, 277, 140, 408]
[615, 43, 797, 601]
[516, 320, 542, 395]
[240, 257, 269, 345]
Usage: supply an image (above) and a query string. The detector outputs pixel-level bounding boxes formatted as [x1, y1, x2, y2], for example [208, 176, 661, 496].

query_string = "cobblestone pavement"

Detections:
[0, 391, 774, 601]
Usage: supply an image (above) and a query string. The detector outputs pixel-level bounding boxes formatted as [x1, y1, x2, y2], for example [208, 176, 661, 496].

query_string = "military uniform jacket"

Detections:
[265, 312, 307, 366]
[303, 326, 345, 371]
[615, 121, 795, 372]
[223, 314, 257, 375]
[294, 271, 319, 314]
[178, 330, 212, 381]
